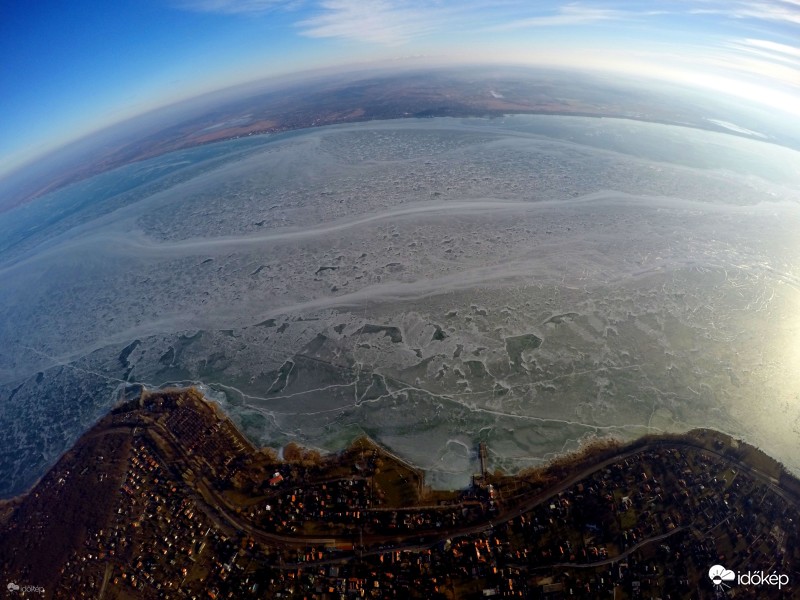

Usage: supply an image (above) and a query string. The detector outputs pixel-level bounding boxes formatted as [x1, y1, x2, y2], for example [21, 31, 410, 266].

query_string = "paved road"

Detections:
[97, 562, 113, 600]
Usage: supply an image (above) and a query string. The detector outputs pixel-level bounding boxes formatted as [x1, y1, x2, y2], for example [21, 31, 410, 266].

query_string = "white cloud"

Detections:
[689, 0, 800, 26]
[705, 52, 800, 88]
[712, 38, 800, 92]
[297, 1, 645, 44]
[735, 2, 800, 25]
[741, 38, 800, 60]
[298, 0, 461, 44]
[489, 4, 626, 30]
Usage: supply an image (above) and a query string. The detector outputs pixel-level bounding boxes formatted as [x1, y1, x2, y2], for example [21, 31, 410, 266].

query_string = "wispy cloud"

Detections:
[689, 0, 800, 26]
[297, 0, 470, 44]
[297, 1, 647, 44]
[734, 1, 800, 25]
[489, 4, 627, 30]
[710, 38, 800, 94]
[178, 0, 800, 36]
[739, 38, 800, 61]
[704, 50, 800, 88]
[177, 0, 300, 15]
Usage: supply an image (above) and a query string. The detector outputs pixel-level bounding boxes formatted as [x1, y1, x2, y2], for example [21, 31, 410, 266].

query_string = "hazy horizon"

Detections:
[3, 0, 800, 181]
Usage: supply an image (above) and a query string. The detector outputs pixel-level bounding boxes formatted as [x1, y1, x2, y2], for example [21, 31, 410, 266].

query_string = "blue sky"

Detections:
[2, 0, 799, 178]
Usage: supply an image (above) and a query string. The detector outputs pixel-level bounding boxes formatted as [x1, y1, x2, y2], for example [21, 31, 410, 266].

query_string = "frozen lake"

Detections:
[2, 115, 800, 495]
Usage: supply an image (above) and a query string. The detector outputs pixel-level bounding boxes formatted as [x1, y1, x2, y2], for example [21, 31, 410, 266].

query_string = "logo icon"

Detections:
[709, 565, 736, 589]
[7, 582, 20, 592]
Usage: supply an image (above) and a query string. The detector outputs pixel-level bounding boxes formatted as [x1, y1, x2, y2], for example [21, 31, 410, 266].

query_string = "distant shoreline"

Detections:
[7, 106, 780, 215]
